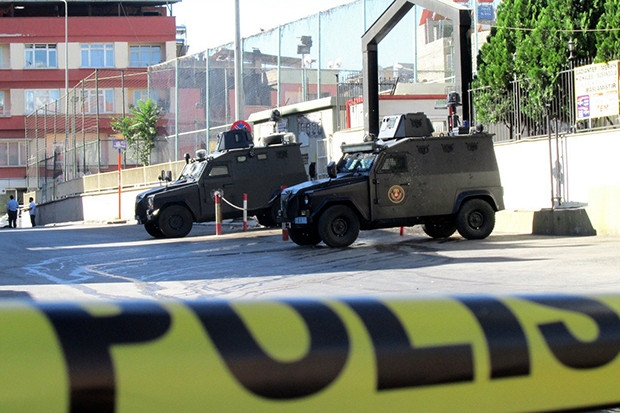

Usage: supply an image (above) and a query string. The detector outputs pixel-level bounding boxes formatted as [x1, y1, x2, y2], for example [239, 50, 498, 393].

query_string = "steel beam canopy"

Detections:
[362, 0, 473, 136]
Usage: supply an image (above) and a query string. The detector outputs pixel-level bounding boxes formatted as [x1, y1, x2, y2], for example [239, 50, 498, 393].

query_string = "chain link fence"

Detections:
[25, 69, 148, 202]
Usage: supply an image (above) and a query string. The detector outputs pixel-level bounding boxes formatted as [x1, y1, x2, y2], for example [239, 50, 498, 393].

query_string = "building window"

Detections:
[129, 45, 162, 67]
[132, 89, 159, 106]
[0, 91, 5, 116]
[25, 89, 60, 114]
[25, 44, 57, 69]
[81, 43, 115, 68]
[133, 89, 149, 104]
[0, 141, 27, 167]
[81, 89, 115, 114]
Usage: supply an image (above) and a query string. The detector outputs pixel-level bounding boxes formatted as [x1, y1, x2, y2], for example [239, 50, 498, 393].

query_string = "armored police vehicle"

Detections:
[280, 112, 504, 248]
[136, 128, 307, 238]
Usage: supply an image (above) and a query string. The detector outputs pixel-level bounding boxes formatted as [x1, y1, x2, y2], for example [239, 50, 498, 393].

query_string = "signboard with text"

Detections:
[574, 60, 620, 120]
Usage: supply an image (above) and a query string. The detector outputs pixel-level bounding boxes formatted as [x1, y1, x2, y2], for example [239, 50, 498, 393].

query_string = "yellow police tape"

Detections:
[2, 295, 620, 412]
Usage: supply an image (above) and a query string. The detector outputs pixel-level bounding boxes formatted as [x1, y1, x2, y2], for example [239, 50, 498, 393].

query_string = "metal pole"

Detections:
[215, 191, 222, 236]
[62, 0, 68, 182]
[205, 50, 211, 153]
[555, 119, 562, 206]
[234, 0, 244, 120]
[546, 104, 555, 209]
[175, 57, 179, 161]
[568, 38, 576, 133]
[317, 12, 321, 98]
[335, 73, 340, 131]
[277, 25, 282, 108]
[243, 193, 247, 232]
[117, 148, 122, 219]
[413, 6, 418, 82]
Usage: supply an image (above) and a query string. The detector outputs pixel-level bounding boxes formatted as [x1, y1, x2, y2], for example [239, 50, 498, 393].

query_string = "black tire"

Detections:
[318, 205, 360, 248]
[144, 220, 164, 238]
[456, 199, 495, 240]
[158, 205, 193, 238]
[256, 198, 280, 227]
[288, 227, 322, 246]
[423, 219, 457, 239]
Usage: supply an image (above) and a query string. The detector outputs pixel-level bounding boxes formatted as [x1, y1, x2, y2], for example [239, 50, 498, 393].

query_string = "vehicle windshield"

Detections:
[178, 161, 207, 181]
[338, 152, 376, 173]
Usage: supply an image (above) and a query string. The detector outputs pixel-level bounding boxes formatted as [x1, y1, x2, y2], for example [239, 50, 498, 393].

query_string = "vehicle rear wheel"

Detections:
[318, 205, 360, 248]
[456, 199, 495, 240]
[158, 205, 193, 238]
[423, 219, 456, 239]
[288, 227, 321, 246]
[144, 220, 164, 238]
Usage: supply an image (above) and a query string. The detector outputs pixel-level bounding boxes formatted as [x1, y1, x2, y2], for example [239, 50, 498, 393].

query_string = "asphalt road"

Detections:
[2, 222, 620, 413]
[1, 221, 619, 301]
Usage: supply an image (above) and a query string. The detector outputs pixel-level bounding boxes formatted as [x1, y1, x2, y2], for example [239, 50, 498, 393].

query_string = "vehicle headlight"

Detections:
[303, 195, 310, 205]
[147, 196, 154, 210]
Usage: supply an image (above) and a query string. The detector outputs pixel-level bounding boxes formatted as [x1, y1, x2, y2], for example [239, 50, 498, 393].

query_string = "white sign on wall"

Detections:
[574, 60, 619, 120]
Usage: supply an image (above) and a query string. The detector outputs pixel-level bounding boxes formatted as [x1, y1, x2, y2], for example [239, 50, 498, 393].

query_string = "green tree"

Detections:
[595, 0, 620, 62]
[474, 0, 604, 130]
[110, 98, 161, 166]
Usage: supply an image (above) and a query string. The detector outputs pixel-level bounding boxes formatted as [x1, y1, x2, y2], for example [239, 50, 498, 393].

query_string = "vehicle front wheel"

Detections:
[144, 220, 164, 238]
[423, 219, 456, 239]
[318, 205, 360, 248]
[288, 227, 321, 246]
[456, 199, 495, 240]
[256, 198, 279, 227]
[158, 205, 193, 238]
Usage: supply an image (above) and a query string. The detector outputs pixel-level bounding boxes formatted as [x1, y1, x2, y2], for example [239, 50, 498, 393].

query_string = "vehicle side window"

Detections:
[378, 154, 407, 173]
[208, 165, 229, 177]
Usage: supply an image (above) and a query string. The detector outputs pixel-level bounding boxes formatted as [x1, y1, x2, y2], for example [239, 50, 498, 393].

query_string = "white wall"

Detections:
[495, 129, 620, 235]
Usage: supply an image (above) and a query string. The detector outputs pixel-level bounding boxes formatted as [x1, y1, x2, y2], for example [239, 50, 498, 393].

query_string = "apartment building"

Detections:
[0, 0, 180, 201]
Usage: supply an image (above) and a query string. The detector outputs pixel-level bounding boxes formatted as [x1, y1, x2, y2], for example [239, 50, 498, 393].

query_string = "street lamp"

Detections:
[568, 38, 576, 132]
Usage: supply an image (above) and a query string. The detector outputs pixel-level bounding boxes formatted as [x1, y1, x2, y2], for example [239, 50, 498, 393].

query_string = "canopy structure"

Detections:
[362, 0, 473, 135]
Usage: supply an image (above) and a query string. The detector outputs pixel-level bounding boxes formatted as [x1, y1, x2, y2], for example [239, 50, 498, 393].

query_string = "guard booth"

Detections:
[248, 97, 338, 179]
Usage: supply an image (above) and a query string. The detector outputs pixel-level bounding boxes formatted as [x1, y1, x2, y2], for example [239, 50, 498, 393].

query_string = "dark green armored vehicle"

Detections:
[136, 129, 307, 238]
[280, 113, 504, 248]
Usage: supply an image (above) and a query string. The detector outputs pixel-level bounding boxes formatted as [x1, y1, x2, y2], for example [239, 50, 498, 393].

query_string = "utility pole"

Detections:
[234, 0, 244, 121]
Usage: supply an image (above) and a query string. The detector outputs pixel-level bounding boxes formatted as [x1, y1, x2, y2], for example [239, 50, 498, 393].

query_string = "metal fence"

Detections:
[469, 60, 619, 142]
[25, 69, 148, 201]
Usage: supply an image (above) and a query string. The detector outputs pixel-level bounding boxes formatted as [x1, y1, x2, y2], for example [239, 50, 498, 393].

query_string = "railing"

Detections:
[470, 62, 620, 143]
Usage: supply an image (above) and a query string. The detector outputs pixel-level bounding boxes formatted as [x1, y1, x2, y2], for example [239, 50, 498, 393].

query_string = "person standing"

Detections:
[6, 195, 19, 228]
[26, 197, 36, 227]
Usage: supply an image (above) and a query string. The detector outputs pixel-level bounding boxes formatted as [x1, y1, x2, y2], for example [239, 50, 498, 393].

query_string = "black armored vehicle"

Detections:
[280, 112, 504, 247]
[136, 128, 308, 238]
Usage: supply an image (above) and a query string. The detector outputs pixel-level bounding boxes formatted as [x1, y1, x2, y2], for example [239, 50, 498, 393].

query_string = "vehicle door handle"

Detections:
[400, 182, 411, 186]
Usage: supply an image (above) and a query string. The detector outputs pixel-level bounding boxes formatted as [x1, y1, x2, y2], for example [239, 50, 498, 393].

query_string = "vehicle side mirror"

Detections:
[159, 170, 166, 181]
[327, 161, 337, 179]
[309, 162, 317, 179]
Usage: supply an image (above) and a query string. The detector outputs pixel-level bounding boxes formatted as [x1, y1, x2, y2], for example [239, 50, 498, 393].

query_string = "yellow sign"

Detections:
[2, 296, 620, 412]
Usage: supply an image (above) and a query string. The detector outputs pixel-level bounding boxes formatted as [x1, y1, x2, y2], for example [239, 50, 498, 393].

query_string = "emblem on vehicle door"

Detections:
[388, 185, 405, 204]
